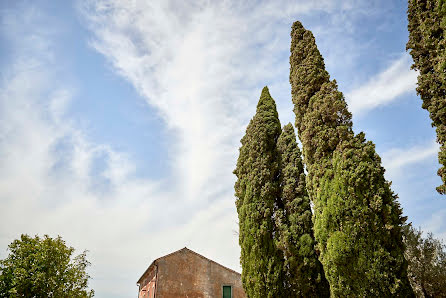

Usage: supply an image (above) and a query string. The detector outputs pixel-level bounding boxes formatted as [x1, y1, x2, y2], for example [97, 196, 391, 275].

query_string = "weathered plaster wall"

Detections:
[140, 248, 245, 298]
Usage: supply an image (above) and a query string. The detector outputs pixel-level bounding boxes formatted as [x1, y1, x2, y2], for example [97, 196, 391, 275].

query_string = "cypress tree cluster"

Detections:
[289, 21, 414, 297]
[235, 88, 328, 297]
[234, 87, 285, 297]
[275, 123, 330, 297]
[407, 0, 446, 194]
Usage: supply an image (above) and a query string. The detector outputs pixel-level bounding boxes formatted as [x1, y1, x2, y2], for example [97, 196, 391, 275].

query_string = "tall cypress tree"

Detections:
[275, 123, 330, 297]
[289, 21, 414, 297]
[407, 0, 446, 194]
[234, 86, 284, 297]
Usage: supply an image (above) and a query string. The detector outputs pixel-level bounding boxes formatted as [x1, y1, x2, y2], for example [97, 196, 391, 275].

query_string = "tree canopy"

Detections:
[0, 234, 94, 297]
[403, 224, 446, 297]
[289, 20, 414, 297]
[234, 87, 285, 297]
[275, 123, 330, 297]
[407, 0, 446, 194]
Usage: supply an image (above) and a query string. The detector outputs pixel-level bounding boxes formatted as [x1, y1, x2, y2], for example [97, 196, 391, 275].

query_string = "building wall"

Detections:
[139, 267, 157, 298]
[154, 249, 246, 298]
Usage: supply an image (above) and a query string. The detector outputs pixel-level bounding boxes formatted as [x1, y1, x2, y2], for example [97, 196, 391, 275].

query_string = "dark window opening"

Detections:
[223, 285, 232, 298]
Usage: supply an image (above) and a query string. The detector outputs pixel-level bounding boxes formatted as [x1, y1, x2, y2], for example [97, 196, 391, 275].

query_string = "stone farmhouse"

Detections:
[137, 247, 246, 298]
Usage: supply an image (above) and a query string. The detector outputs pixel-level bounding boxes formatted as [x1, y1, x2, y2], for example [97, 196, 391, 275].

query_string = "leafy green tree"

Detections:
[407, 0, 446, 194]
[275, 123, 330, 297]
[403, 224, 446, 297]
[289, 21, 414, 297]
[234, 87, 285, 297]
[0, 234, 94, 297]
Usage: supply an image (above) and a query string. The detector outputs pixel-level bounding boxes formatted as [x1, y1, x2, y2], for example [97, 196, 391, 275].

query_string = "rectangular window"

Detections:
[223, 285, 232, 298]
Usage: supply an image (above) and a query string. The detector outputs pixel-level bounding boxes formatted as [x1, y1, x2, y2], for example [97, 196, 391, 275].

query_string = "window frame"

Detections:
[222, 284, 232, 298]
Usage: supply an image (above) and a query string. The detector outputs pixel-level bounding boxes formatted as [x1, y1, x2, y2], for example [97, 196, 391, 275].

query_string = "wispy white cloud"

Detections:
[0, 4, 241, 296]
[346, 53, 418, 115]
[0, 49, 237, 298]
[381, 140, 439, 180]
[79, 0, 359, 205]
[379, 141, 445, 243]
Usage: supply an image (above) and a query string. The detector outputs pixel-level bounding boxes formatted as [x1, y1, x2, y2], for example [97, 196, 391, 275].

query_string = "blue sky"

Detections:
[0, 0, 444, 297]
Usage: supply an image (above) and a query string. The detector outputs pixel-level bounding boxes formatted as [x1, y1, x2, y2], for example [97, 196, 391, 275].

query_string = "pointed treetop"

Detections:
[257, 86, 279, 118]
[291, 20, 305, 36]
[290, 22, 330, 119]
[261, 85, 270, 97]
[282, 122, 294, 133]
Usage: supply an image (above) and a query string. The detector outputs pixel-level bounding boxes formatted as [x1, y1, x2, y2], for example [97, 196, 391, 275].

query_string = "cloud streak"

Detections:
[381, 140, 439, 180]
[0, 4, 240, 296]
[80, 0, 336, 204]
[346, 53, 418, 115]
[79, 0, 366, 203]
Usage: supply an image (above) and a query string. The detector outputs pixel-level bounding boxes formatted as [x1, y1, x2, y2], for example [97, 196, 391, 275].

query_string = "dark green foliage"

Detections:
[234, 87, 285, 297]
[407, 0, 446, 194]
[0, 234, 94, 297]
[290, 21, 414, 297]
[403, 224, 446, 297]
[275, 123, 330, 297]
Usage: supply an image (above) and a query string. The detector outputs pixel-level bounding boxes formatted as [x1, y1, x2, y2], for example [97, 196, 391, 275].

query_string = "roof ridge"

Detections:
[182, 247, 241, 276]
[137, 247, 241, 284]
[137, 247, 187, 284]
